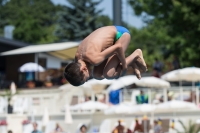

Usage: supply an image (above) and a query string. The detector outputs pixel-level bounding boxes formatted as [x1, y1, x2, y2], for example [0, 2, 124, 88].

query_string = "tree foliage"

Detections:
[55, 0, 103, 41]
[0, 0, 61, 43]
[129, 0, 200, 67]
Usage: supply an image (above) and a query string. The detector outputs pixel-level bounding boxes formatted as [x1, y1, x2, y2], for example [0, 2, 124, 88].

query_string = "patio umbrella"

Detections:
[161, 70, 185, 101]
[161, 69, 181, 82]
[177, 67, 200, 82]
[19, 62, 45, 72]
[156, 100, 198, 112]
[104, 102, 156, 115]
[136, 76, 170, 103]
[70, 101, 108, 111]
[161, 69, 186, 102]
[104, 103, 132, 115]
[177, 67, 200, 104]
[107, 75, 139, 92]
[86, 79, 115, 85]
[135, 76, 170, 88]
[84, 79, 115, 94]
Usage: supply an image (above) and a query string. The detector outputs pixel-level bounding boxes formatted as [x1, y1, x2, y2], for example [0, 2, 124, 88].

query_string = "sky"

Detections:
[51, 0, 145, 29]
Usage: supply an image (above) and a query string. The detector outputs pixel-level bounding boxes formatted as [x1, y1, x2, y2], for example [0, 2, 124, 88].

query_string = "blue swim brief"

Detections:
[114, 26, 130, 42]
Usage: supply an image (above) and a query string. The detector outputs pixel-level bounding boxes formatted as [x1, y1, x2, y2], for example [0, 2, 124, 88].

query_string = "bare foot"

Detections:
[130, 49, 147, 79]
[133, 49, 147, 72]
[132, 62, 141, 79]
[134, 56, 147, 72]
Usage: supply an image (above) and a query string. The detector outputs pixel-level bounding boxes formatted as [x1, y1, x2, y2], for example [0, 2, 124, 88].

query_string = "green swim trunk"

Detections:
[114, 26, 130, 42]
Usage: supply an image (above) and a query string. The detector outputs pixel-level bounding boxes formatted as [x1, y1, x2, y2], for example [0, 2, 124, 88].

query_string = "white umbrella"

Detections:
[125, 104, 156, 114]
[19, 62, 45, 72]
[177, 67, 200, 104]
[161, 69, 181, 82]
[107, 75, 139, 91]
[104, 103, 132, 115]
[136, 77, 170, 103]
[104, 103, 156, 115]
[136, 76, 170, 88]
[84, 79, 115, 94]
[156, 100, 198, 112]
[139, 104, 156, 113]
[177, 67, 200, 82]
[161, 70, 185, 101]
[162, 67, 200, 102]
[70, 101, 108, 111]
[65, 104, 73, 124]
[86, 79, 115, 85]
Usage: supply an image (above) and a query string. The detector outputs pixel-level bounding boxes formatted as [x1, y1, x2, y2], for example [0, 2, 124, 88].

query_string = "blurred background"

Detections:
[0, 0, 200, 133]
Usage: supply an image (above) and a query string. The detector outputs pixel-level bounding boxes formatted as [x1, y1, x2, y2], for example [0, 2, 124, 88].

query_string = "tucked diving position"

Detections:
[64, 26, 147, 86]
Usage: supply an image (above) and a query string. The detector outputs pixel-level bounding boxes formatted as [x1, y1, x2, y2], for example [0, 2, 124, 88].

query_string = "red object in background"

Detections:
[22, 120, 30, 125]
[127, 129, 132, 133]
[0, 120, 7, 126]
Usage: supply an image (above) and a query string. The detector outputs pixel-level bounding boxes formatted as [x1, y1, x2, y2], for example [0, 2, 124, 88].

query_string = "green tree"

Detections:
[0, 0, 7, 35]
[0, 0, 61, 43]
[55, 0, 103, 41]
[129, 0, 200, 67]
[126, 24, 171, 69]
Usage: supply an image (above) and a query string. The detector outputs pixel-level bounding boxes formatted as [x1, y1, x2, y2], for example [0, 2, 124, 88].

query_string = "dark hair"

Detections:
[8, 130, 13, 133]
[80, 125, 87, 130]
[64, 62, 84, 86]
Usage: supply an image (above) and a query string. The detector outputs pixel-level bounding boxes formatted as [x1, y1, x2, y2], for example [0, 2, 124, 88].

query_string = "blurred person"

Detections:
[136, 90, 148, 104]
[171, 120, 175, 129]
[112, 120, 125, 133]
[32, 122, 42, 133]
[127, 128, 132, 133]
[158, 118, 162, 125]
[54, 123, 63, 133]
[153, 58, 164, 75]
[85, 96, 91, 101]
[154, 120, 162, 133]
[152, 68, 160, 78]
[64, 26, 147, 86]
[172, 56, 181, 70]
[159, 91, 174, 102]
[99, 94, 107, 103]
[80, 125, 87, 133]
[185, 91, 196, 103]
[8, 130, 12, 133]
[133, 119, 143, 133]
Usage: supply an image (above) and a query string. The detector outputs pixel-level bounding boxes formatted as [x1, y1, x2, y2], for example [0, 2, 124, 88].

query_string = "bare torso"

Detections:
[75, 26, 116, 62]
[75, 26, 117, 79]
